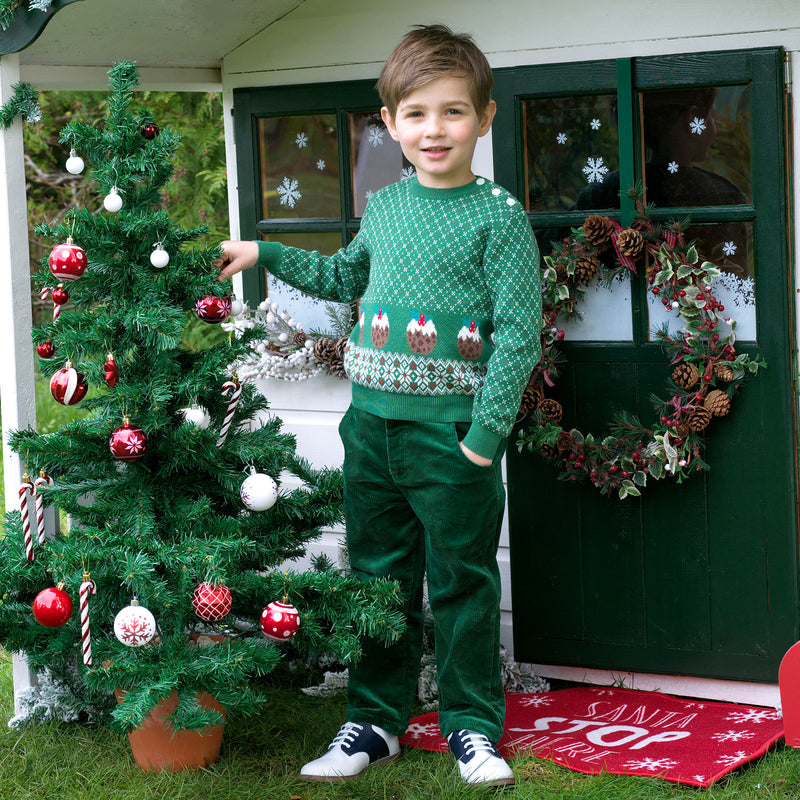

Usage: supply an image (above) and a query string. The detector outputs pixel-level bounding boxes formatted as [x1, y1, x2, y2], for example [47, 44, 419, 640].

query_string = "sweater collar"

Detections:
[407, 176, 483, 200]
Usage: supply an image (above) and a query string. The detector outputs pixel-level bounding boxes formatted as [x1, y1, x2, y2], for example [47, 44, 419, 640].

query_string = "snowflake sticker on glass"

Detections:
[690, 117, 707, 135]
[277, 177, 301, 209]
[295, 132, 309, 148]
[368, 125, 385, 148]
[582, 156, 609, 183]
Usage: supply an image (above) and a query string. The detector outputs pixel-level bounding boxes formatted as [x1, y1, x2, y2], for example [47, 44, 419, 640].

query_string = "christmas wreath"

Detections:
[516, 192, 765, 499]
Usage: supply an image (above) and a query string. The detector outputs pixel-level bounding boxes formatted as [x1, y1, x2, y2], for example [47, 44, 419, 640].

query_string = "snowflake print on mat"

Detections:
[725, 708, 782, 725]
[582, 156, 609, 183]
[590, 118, 601, 130]
[556, 132, 567, 144]
[722, 241, 738, 256]
[712, 729, 755, 743]
[368, 125, 385, 147]
[295, 131, 309, 148]
[668, 161, 679, 174]
[690, 117, 707, 135]
[277, 177, 301, 208]
[623, 757, 678, 772]
[405, 722, 441, 739]
[520, 695, 554, 708]
[715, 751, 748, 768]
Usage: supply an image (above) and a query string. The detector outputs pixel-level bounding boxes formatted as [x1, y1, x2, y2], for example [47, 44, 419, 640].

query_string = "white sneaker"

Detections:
[447, 729, 515, 787]
[299, 721, 401, 781]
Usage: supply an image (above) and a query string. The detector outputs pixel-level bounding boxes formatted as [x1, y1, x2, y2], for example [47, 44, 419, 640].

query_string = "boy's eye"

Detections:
[446, 108, 463, 115]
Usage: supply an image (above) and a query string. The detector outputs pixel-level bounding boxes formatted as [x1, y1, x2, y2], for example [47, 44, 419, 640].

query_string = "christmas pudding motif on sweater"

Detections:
[371, 307, 389, 348]
[457, 319, 483, 360]
[406, 313, 437, 355]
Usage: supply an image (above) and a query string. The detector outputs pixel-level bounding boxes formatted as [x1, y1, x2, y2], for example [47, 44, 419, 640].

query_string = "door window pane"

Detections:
[349, 111, 410, 216]
[640, 85, 751, 208]
[257, 114, 340, 219]
[522, 94, 619, 212]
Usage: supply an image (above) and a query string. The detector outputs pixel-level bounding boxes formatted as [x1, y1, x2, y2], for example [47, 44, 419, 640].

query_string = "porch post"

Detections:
[0, 51, 38, 715]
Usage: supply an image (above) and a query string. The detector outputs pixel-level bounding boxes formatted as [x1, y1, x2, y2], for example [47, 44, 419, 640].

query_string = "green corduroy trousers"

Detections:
[340, 406, 507, 743]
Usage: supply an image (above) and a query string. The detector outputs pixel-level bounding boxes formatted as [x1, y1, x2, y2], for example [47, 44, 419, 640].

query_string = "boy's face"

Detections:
[381, 75, 496, 189]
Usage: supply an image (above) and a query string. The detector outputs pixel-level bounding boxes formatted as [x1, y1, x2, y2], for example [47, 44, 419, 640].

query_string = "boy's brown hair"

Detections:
[376, 24, 494, 116]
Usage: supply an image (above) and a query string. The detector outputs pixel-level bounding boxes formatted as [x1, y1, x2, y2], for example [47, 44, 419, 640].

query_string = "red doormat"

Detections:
[400, 687, 784, 787]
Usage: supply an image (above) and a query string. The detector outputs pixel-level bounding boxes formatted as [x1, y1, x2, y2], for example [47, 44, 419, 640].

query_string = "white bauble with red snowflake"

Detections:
[113, 601, 157, 647]
[260, 598, 300, 641]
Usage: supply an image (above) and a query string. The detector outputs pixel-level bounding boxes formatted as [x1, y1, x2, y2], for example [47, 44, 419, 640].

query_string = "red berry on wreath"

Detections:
[33, 584, 73, 628]
[192, 581, 232, 622]
[49, 238, 87, 282]
[141, 123, 160, 140]
[37, 340, 56, 359]
[109, 417, 147, 461]
[196, 295, 232, 324]
[260, 597, 300, 641]
[50, 361, 88, 405]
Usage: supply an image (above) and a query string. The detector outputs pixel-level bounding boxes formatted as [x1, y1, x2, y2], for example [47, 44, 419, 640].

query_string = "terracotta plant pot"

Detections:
[115, 689, 226, 772]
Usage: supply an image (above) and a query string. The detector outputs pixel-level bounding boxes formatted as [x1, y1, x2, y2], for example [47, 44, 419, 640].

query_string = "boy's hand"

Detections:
[459, 441, 493, 467]
[217, 240, 259, 281]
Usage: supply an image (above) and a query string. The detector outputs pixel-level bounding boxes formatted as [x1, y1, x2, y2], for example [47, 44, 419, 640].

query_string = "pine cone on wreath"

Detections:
[313, 337, 337, 362]
[714, 363, 735, 383]
[539, 442, 559, 459]
[553, 260, 569, 284]
[573, 255, 600, 284]
[704, 389, 731, 417]
[556, 430, 573, 453]
[335, 336, 349, 361]
[688, 407, 712, 432]
[675, 422, 691, 439]
[328, 358, 347, 379]
[293, 331, 308, 348]
[672, 362, 700, 390]
[616, 228, 645, 259]
[538, 398, 563, 424]
[582, 214, 613, 247]
[518, 385, 543, 416]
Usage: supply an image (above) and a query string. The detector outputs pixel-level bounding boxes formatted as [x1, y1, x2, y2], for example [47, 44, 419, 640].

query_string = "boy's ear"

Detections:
[479, 100, 497, 137]
[381, 106, 400, 141]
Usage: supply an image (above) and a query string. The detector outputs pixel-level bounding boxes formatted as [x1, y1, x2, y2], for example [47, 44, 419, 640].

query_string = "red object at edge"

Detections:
[779, 640, 800, 746]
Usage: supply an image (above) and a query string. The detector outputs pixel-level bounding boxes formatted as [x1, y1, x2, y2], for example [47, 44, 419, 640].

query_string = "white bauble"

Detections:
[113, 602, 157, 647]
[230, 297, 244, 317]
[103, 187, 123, 212]
[240, 469, 278, 511]
[150, 244, 170, 268]
[179, 405, 211, 428]
[66, 149, 84, 175]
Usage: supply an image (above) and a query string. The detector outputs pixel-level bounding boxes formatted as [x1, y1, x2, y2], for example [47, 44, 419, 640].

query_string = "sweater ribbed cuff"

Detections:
[461, 423, 504, 461]
[256, 240, 283, 268]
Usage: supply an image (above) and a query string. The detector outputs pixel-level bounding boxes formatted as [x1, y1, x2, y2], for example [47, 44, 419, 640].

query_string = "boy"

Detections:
[218, 24, 541, 787]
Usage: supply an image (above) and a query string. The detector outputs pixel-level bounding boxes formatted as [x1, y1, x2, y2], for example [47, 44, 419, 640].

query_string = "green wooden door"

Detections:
[494, 48, 798, 682]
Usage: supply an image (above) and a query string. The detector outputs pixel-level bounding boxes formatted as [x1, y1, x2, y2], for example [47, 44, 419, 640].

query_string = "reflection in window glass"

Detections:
[257, 114, 340, 220]
[640, 85, 751, 207]
[350, 111, 410, 216]
[648, 222, 755, 341]
[522, 94, 619, 212]
[259, 231, 347, 331]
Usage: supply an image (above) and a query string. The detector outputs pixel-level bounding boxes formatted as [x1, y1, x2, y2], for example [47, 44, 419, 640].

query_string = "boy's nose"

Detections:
[424, 117, 445, 137]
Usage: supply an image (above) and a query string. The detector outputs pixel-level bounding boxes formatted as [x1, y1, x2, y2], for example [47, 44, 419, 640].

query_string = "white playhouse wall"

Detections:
[220, 0, 800, 704]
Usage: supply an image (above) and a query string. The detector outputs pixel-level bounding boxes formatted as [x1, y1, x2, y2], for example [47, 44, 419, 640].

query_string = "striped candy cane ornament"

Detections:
[79, 574, 97, 666]
[19, 473, 34, 562]
[217, 375, 241, 447]
[34, 470, 53, 545]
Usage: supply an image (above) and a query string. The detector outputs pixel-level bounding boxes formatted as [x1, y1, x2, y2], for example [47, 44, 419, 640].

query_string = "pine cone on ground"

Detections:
[688, 407, 712, 432]
[616, 228, 645, 259]
[582, 215, 614, 246]
[704, 389, 731, 416]
[539, 398, 563, 424]
[573, 255, 600, 284]
[714, 363, 735, 383]
[672, 362, 700, 389]
[312, 337, 337, 362]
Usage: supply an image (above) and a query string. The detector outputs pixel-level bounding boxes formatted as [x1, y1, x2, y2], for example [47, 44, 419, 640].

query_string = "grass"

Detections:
[1, 651, 799, 800]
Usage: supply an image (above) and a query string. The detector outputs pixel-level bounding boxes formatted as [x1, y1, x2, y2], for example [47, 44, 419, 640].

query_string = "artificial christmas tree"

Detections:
[0, 62, 403, 759]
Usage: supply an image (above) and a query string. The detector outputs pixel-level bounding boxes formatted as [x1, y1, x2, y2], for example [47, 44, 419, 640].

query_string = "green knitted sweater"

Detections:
[255, 176, 541, 460]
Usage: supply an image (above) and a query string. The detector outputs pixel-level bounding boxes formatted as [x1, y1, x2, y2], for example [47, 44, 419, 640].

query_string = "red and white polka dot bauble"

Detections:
[192, 581, 232, 622]
[113, 601, 157, 647]
[50, 361, 88, 405]
[240, 468, 277, 512]
[260, 598, 300, 642]
[49, 238, 87, 281]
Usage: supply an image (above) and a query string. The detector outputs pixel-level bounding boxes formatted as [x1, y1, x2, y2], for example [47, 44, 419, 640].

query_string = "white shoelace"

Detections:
[330, 722, 364, 749]
[457, 731, 497, 757]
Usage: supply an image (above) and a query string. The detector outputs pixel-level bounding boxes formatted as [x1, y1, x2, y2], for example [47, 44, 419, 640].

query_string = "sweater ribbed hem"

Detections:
[256, 240, 283, 268]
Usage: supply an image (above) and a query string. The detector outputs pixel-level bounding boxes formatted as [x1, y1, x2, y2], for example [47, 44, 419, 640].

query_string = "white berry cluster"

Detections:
[224, 299, 325, 382]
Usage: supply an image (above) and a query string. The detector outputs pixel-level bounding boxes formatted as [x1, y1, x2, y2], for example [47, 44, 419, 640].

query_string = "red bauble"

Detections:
[260, 598, 300, 642]
[103, 354, 118, 388]
[109, 419, 147, 461]
[51, 285, 70, 306]
[50, 362, 88, 405]
[195, 295, 232, 324]
[48, 239, 87, 281]
[33, 585, 73, 628]
[192, 582, 232, 622]
[141, 123, 160, 140]
[36, 340, 56, 359]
